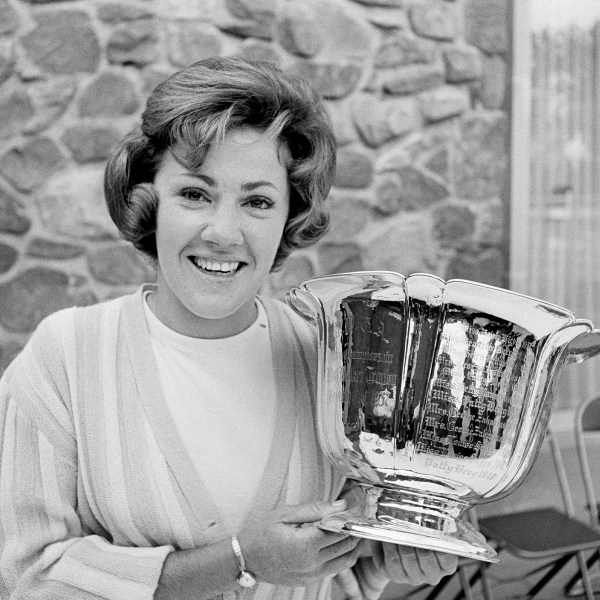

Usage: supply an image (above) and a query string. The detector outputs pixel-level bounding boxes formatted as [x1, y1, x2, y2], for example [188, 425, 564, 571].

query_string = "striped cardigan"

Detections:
[0, 286, 389, 600]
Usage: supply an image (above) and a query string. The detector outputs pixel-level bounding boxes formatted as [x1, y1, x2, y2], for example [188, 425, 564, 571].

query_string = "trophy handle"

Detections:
[565, 330, 600, 364]
[286, 287, 317, 324]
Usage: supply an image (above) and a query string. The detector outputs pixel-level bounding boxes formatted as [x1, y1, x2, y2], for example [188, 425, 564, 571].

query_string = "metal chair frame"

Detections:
[477, 429, 600, 600]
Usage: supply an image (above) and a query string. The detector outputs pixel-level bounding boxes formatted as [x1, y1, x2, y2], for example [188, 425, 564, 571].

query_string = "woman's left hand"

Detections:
[361, 540, 458, 586]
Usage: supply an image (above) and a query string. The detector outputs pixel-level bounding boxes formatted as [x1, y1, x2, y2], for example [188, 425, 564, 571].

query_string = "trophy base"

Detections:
[319, 486, 498, 563]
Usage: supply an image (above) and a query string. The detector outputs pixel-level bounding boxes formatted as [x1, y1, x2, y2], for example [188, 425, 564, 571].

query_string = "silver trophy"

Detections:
[287, 271, 600, 561]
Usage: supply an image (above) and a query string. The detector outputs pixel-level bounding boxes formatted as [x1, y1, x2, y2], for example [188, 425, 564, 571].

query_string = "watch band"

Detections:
[231, 536, 257, 588]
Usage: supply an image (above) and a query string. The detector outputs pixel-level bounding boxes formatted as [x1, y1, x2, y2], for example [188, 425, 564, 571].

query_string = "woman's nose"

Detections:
[200, 203, 244, 246]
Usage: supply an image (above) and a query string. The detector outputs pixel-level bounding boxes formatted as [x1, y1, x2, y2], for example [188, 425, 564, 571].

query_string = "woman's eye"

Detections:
[245, 196, 272, 209]
[181, 188, 208, 202]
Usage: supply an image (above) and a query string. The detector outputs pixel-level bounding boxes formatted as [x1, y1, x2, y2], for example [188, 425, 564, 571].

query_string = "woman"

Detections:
[0, 57, 457, 599]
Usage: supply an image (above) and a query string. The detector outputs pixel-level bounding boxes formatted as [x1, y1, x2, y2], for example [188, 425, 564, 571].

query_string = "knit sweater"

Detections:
[0, 285, 389, 600]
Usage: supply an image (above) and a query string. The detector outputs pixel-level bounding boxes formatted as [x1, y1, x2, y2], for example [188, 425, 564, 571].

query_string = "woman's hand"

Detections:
[238, 499, 362, 586]
[368, 542, 458, 586]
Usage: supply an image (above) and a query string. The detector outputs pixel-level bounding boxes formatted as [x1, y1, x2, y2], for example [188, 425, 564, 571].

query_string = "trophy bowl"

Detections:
[287, 271, 600, 562]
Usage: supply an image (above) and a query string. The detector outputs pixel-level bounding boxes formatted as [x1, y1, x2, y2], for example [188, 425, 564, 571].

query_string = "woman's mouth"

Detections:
[189, 257, 243, 275]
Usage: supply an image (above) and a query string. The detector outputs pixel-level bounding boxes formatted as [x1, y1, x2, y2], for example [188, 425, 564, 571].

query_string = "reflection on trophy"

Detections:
[287, 271, 600, 562]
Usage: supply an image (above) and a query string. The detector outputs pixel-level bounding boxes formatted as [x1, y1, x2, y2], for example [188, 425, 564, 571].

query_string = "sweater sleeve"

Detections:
[0, 316, 173, 600]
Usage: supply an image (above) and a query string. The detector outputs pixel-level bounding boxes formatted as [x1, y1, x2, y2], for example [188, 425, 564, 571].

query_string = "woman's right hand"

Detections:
[238, 499, 361, 586]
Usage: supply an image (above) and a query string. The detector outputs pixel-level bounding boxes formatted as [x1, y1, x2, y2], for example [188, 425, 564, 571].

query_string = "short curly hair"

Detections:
[104, 56, 336, 270]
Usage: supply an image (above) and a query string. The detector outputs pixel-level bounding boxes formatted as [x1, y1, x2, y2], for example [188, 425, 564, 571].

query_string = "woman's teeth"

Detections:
[192, 257, 240, 273]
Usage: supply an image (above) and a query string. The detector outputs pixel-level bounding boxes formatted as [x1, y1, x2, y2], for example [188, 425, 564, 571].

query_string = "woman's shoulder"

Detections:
[34, 292, 130, 343]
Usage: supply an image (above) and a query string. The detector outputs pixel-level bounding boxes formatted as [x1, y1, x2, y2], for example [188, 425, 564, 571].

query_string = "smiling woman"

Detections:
[0, 56, 458, 600]
[150, 129, 291, 338]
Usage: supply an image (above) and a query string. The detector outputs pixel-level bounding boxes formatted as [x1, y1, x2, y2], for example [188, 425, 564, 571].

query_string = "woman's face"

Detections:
[152, 127, 290, 338]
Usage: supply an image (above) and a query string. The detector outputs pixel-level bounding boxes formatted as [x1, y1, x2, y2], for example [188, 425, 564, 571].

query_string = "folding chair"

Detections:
[563, 395, 600, 597]
[477, 429, 600, 600]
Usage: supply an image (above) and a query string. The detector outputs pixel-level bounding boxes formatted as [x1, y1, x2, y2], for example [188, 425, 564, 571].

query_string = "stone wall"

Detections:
[0, 0, 511, 371]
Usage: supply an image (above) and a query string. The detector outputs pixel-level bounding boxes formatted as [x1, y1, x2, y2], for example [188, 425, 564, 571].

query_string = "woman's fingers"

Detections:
[319, 542, 362, 578]
[318, 531, 361, 561]
[278, 499, 346, 525]
[433, 549, 459, 575]
[382, 544, 458, 585]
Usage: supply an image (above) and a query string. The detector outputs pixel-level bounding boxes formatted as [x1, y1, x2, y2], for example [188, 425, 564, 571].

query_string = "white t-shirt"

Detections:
[143, 293, 277, 535]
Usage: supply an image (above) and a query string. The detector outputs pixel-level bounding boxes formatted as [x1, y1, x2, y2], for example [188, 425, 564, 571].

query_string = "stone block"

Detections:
[445, 247, 505, 287]
[374, 31, 438, 67]
[78, 71, 140, 117]
[348, 0, 404, 6]
[0, 0, 19, 34]
[358, 211, 436, 274]
[237, 40, 281, 65]
[20, 10, 101, 74]
[419, 84, 470, 122]
[225, 0, 277, 25]
[351, 93, 421, 147]
[456, 113, 508, 200]
[325, 100, 359, 146]
[166, 22, 222, 68]
[0, 341, 22, 375]
[27, 237, 85, 259]
[0, 41, 15, 85]
[375, 145, 411, 173]
[379, 165, 448, 210]
[107, 21, 160, 66]
[278, 3, 324, 58]
[153, 0, 217, 20]
[34, 168, 119, 240]
[289, 60, 363, 99]
[431, 200, 476, 248]
[0, 87, 34, 139]
[0, 267, 96, 333]
[0, 241, 17, 273]
[473, 54, 507, 109]
[378, 62, 445, 94]
[363, 7, 409, 29]
[61, 122, 123, 163]
[409, 1, 458, 41]
[0, 137, 66, 192]
[317, 242, 364, 274]
[373, 171, 404, 215]
[464, 0, 510, 54]
[443, 44, 483, 82]
[24, 76, 78, 134]
[141, 67, 176, 94]
[87, 244, 155, 286]
[473, 197, 504, 246]
[266, 252, 315, 300]
[323, 193, 373, 243]
[300, 0, 376, 63]
[423, 146, 448, 179]
[333, 148, 374, 188]
[216, 18, 273, 40]
[0, 185, 31, 235]
[98, 2, 154, 22]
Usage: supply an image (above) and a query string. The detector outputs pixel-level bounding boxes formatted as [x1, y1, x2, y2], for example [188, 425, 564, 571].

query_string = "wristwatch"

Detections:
[231, 536, 257, 589]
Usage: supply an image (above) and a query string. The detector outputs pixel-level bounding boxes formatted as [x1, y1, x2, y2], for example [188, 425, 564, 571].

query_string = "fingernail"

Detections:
[332, 499, 346, 507]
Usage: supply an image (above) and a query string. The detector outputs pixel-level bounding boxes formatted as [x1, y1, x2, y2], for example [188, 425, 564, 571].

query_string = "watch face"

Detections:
[238, 570, 257, 588]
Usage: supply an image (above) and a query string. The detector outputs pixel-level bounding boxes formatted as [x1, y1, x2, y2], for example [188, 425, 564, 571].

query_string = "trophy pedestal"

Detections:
[319, 485, 498, 562]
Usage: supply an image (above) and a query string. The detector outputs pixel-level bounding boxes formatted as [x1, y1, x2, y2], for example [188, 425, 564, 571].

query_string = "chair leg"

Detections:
[564, 550, 600, 595]
[423, 573, 455, 600]
[575, 550, 597, 600]
[526, 553, 573, 598]
[452, 566, 482, 600]
[479, 563, 495, 600]
[457, 567, 475, 600]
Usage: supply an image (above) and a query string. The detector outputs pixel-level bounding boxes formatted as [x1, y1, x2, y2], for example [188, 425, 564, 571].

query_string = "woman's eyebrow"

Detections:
[241, 180, 278, 191]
